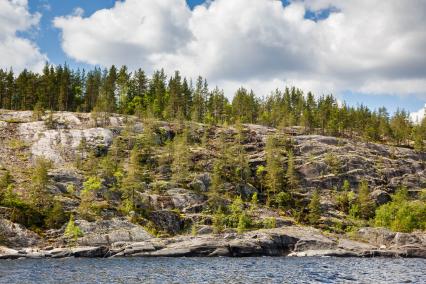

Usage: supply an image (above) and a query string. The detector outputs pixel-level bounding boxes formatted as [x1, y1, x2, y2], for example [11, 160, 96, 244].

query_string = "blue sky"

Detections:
[27, 0, 205, 69]
[4, 0, 426, 116]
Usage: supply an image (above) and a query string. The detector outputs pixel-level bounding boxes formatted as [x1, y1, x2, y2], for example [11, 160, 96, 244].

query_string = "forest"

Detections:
[0, 64, 425, 241]
[0, 64, 425, 150]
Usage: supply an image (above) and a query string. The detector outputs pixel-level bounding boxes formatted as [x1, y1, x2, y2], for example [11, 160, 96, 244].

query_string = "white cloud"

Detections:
[0, 0, 47, 72]
[54, 0, 191, 68]
[54, 0, 426, 101]
[410, 104, 425, 124]
[72, 7, 84, 17]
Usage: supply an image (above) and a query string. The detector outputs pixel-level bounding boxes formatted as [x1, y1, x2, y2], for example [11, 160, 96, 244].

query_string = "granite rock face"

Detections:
[0, 219, 41, 248]
[1, 226, 424, 259]
[75, 218, 153, 247]
[0, 111, 425, 260]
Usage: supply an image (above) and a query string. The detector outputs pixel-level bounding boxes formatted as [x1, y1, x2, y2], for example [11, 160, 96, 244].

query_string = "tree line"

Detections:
[0, 64, 424, 150]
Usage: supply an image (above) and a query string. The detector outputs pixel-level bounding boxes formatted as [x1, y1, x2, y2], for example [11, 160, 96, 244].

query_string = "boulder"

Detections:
[236, 183, 258, 199]
[75, 218, 152, 246]
[149, 210, 183, 235]
[166, 188, 206, 210]
[370, 190, 391, 205]
[356, 227, 397, 247]
[188, 179, 206, 192]
[0, 219, 41, 248]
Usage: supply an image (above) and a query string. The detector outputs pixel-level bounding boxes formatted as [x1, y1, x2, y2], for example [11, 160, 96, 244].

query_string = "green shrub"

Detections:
[263, 217, 277, 229]
[275, 191, 292, 209]
[237, 212, 251, 234]
[44, 201, 67, 229]
[64, 215, 83, 241]
[308, 189, 321, 224]
[374, 188, 425, 232]
[212, 209, 225, 234]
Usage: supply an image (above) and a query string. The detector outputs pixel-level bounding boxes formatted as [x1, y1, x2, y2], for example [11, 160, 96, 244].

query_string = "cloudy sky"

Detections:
[1, 0, 425, 120]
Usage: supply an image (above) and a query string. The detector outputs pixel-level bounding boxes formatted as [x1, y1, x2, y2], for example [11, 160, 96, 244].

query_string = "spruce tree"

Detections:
[265, 135, 284, 205]
[171, 127, 191, 184]
[30, 157, 52, 212]
[308, 189, 321, 224]
[286, 149, 298, 190]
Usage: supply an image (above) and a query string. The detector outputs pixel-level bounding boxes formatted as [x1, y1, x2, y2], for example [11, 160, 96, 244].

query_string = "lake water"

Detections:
[0, 257, 424, 283]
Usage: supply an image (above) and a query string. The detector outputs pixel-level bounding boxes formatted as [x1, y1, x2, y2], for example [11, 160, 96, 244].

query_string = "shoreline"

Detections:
[2, 226, 425, 260]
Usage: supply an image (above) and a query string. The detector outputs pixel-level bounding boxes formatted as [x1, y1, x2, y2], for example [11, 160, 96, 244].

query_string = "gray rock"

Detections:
[236, 183, 258, 199]
[75, 218, 152, 246]
[188, 179, 206, 192]
[0, 219, 41, 248]
[370, 190, 391, 205]
[149, 210, 183, 235]
[166, 188, 206, 210]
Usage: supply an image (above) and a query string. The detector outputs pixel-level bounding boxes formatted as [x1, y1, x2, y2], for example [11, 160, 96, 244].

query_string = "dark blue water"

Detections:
[0, 257, 424, 284]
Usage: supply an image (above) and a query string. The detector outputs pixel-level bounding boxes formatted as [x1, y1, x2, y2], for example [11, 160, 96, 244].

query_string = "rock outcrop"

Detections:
[0, 110, 425, 260]
[1, 226, 424, 259]
[0, 219, 41, 248]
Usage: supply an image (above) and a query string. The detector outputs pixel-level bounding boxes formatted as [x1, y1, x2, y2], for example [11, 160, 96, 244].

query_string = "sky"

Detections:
[1, 0, 425, 121]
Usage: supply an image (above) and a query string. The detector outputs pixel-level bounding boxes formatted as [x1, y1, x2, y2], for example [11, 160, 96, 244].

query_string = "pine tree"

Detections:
[171, 127, 191, 184]
[30, 157, 52, 212]
[286, 149, 298, 190]
[308, 189, 321, 224]
[265, 135, 284, 205]
[191, 76, 205, 122]
[233, 122, 250, 184]
[120, 146, 144, 214]
[390, 109, 411, 146]
[116, 65, 130, 114]
[357, 180, 375, 220]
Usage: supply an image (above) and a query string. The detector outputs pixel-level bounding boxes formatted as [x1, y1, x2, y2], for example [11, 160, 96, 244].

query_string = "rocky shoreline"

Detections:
[1, 226, 424, 260]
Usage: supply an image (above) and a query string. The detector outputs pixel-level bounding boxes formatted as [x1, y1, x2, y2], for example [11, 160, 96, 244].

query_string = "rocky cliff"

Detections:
[0, 110, 424, 259]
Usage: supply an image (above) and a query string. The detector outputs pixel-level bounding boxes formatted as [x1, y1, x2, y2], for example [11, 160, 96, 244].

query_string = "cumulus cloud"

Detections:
[54, 0, 426, 100]
[0, 0, 47, 72]
[410, 104, 425, 124]
[54, 0, 191, 68]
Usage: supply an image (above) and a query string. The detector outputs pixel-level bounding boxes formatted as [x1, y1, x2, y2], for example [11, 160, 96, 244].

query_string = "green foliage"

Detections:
[275, 191, 292, 209]
[374, 187, 426, 232]
[263, 217, 277, 229]
[336, 180, 352, 214]
[7, 138, 28, 150]
[250, 192, 258, 210]
[308, 190, 321, 224]
[265, 135, 284, 204]
[78, 176, 102, 219]
[44, 201, 67, 229]
[230, 196, 244, 215]
[171, 127, 191, 184]
[45, 111, 55, 129]
[237, 212, 252, 234]
[212, 209, 226, 234]
[0, 170, 12, 201]
[286, 149, 298, 189]
[30, 157, 52, 211]
[0, 63, 417, 149]
[64, 215, 83, 241]
[356, 180, 375, 220]
[32, 101, 45, 121]
[308, 189, 321, 225]
[325, 152, 341, 175]
[231, 122, 251, 184]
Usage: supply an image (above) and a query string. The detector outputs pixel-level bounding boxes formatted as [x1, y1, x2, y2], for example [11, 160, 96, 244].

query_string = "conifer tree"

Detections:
[233, 122, 250, 184]
[265, 135, 284, 205]
[30, 157, 52, 212]
[357, 180, 375, 219]
[308, 189, 321, 224]
[286, 149, 298, 190]
[171, 126, 191, 184]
